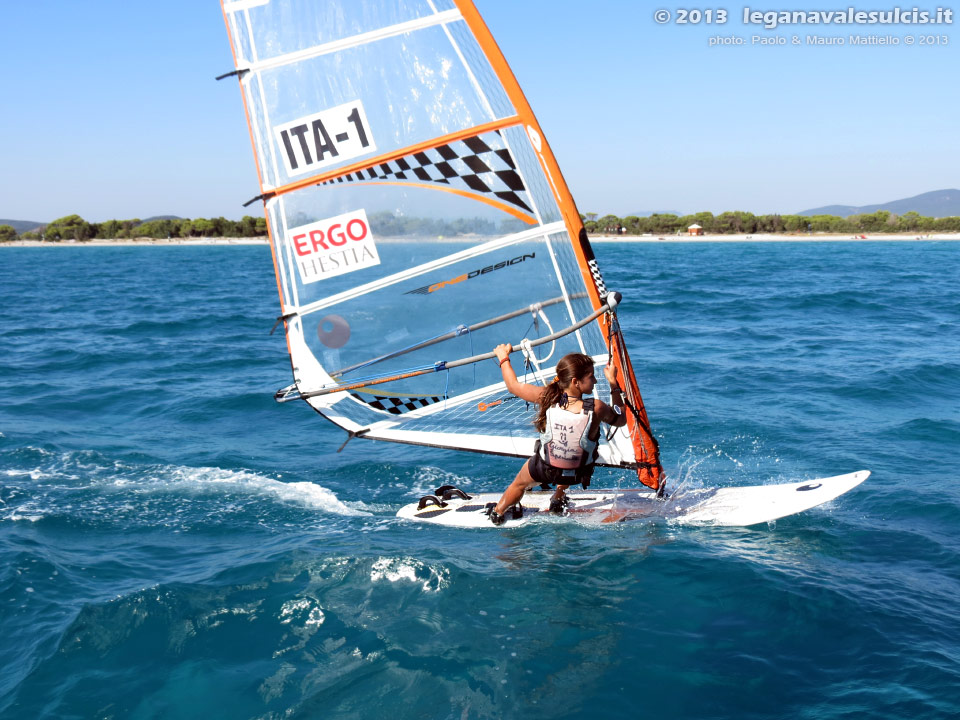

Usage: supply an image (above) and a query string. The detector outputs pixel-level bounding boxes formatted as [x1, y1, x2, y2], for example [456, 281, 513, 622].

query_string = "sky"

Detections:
[1, 0, 957, 223]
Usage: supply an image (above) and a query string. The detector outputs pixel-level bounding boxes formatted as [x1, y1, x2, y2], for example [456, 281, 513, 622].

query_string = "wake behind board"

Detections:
[397, 471, 869, 528]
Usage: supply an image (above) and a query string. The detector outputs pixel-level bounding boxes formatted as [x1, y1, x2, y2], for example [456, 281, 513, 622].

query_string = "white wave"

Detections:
[370, 556, 449, 592]
[408, 466, 474, 497]
[2, 446, 372, 519]
[4, 455, 370, 518]
[279, 598, 325, 627]
[160, 466, 372, 516]
[5, 512, 44, 523]
[3, 468, 60, 481]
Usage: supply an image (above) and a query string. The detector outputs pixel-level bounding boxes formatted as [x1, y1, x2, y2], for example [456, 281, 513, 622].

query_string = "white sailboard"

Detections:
[397, 471, 869, 528]
[219, 0, 867, 527]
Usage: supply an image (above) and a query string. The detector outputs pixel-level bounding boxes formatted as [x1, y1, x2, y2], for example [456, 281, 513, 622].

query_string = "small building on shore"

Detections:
[688, 224, 703, 236]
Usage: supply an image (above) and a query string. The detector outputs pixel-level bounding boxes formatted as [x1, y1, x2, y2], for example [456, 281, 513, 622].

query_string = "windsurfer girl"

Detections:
[488, 344, 627, 525]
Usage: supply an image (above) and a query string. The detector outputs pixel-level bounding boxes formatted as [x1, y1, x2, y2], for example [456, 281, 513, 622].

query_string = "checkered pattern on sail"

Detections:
[588, 258, 608, 299]
[351, 393, 444, 415]
[321, 132, 534, 216]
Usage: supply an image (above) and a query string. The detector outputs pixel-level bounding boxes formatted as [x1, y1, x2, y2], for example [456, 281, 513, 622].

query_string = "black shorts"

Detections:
[527, 453, 590, 488]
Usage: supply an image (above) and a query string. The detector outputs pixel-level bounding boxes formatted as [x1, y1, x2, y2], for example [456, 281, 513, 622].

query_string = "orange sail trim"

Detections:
[266, 115, 521, 201]
[609, 325, 664, 488]
[355, 181, 537, 225]
[219, 1, 292, 359]
[453, 0, 663, 489]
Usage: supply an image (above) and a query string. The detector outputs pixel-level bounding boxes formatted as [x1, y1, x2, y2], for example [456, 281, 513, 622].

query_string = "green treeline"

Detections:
[2, 212, 525, 242]
[4, 208, 960, 244]
[7, 214, 268, 242]
[582, 210, 960, 235]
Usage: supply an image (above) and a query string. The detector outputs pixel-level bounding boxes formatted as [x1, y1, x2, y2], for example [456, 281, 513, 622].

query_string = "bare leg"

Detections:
[552, 484, 570, 501]
[494, 460, 536, 515]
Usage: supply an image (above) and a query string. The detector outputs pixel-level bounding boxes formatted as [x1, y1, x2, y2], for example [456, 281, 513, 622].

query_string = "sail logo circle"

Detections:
[286, 209, 380, 284]
[317, 314, 351, 348]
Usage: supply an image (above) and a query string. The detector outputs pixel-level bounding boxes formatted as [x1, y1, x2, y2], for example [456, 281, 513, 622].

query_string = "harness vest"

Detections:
[535, 397, 600, 487]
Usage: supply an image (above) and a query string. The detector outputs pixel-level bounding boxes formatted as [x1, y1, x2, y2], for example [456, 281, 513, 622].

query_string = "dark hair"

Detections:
[533, 353, 595, 432]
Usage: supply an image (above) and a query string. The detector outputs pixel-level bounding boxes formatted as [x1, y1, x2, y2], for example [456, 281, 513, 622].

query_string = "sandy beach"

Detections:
[589, 232, 960, 242]
[1, 237, 269, 247]
[3, 233, 959, 247]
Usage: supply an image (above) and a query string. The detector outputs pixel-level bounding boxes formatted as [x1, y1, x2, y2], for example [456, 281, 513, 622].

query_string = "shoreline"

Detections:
[3, 233, 959, 247]
[1, 237, 269, 247]
[590, 232, 960, 242]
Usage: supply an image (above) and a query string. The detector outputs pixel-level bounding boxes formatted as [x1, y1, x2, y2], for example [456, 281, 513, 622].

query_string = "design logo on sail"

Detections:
[274, 100, 376, 177]
[287, 209, 380, 284]
[405, 253, 536, 295]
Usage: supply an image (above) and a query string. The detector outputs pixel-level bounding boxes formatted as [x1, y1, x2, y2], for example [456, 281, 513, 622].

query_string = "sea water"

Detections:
[1, 242, 958, 719]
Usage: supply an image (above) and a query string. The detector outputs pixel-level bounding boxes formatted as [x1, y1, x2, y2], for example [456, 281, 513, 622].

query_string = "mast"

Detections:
[451, 0, 664, 489]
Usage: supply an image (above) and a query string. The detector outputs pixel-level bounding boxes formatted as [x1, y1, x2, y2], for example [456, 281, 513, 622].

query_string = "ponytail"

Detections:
[532, 353, 595, 432]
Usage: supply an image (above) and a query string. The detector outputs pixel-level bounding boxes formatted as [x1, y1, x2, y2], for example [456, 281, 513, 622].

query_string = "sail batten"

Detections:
[231, 10, 465, 76]
[221, 0, 664, 489]
[223, 0, 269, 14]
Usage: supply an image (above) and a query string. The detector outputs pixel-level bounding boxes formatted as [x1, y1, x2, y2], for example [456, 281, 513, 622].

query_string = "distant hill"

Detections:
[0, 219, 46, 234]
[627, 210, 682, 218]
[142, 215, 183, 222]
[798, 189, 960, 218]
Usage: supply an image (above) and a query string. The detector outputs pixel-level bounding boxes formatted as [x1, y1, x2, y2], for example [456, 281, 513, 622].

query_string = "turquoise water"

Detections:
[1, 242, 958, 719]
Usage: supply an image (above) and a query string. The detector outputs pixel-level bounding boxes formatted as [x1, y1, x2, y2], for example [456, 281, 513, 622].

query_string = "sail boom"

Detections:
[298, 297, 618, 399]
[332, 295, 578, 377]
[361, 353, 610, 421]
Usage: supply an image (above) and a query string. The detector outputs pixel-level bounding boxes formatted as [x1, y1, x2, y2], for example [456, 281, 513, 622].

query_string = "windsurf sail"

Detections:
[219, 0, 663, 489]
